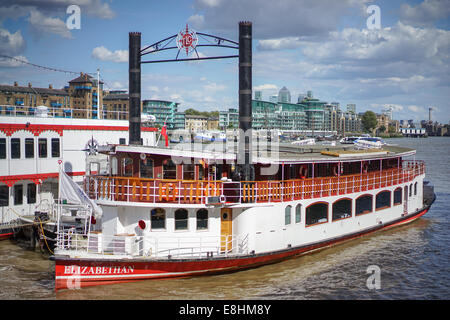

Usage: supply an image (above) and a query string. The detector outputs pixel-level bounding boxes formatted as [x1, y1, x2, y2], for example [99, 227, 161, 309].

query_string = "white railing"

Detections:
[0, 104, 128, 119]
[86, 160, 425, 205]
[55, 231, 249, 259]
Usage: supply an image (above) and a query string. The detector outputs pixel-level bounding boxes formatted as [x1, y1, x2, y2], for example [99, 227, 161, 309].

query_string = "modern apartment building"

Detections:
[142, 99, 180, 129]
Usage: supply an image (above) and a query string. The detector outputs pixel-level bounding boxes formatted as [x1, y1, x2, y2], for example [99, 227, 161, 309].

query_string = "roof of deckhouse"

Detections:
[99, 142, 416, 164]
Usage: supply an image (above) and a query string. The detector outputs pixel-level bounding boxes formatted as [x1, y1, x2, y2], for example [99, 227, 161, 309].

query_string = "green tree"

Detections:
[361, 111, 378, 133]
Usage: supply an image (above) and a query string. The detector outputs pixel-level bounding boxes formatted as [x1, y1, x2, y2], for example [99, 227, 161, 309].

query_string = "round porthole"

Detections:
[222, 213, 228, 220]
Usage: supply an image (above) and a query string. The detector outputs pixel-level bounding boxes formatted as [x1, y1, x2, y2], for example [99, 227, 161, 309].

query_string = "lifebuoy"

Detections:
[204, 183, 216, 197]
[362, 162, 369, 173]
[161, 183, 178, 201]
[299, 165, 308, 179]
[332, 163, 339, 176]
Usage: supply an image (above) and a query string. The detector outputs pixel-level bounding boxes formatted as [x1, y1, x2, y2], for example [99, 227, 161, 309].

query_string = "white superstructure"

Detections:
[0, 115, 156, 223]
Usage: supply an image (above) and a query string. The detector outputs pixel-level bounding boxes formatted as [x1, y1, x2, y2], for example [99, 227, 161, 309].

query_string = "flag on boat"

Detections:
[161, 125, 169, 147]
[59, 170, 103, 218]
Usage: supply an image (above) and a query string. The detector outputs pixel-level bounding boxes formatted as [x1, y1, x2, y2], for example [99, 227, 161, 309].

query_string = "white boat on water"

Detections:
[53, 133, 435, 291]
[195, 131, 226, 142]
[339, 136, 360, 144]
[291, 138, 315, 145]
[354, 137, 387, 149]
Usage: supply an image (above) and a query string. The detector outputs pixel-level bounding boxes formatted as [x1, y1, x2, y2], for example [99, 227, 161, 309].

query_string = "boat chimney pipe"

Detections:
[129, 32, 142, 145]
[238, 21, 253, 181]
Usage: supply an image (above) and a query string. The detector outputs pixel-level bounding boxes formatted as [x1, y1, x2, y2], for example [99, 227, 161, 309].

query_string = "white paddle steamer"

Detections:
[53, 139, 435, 290]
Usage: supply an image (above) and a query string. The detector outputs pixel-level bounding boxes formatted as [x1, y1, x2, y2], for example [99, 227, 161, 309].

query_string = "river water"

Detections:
[1, 137, 449, 300]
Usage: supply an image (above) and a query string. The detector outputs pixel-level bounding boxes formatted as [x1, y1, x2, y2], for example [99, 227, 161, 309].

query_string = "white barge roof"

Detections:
[99, 142, 416, 164]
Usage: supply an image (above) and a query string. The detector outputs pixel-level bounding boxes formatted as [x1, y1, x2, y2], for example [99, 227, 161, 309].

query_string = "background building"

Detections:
[185, 114, 208, 131]
[219, 108, 239, 129]
[142, 100, 179, 129]
[0, 81, 70, 117]
[102, 90, 129, 120]
[278, 86, 291, 103]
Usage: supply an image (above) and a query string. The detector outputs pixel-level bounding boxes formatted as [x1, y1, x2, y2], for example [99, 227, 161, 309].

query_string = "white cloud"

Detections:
[400, 0, 450, 26]
[254, 84, 278, 91]
[109, 81, 125, 90]
[187, 14, 205, 29]
[0, 28, 26, 55]
[189, 0, 369, 39]
[407, 105, 424, 113]
[91, 46, 128, 63]
[203, 82, 226, 92]
[0, 55, 28, 67]
[258, 37, 303, 50]
[1, 0, 115, 19]
[147, 86, 159, 92]
[28, 10, 72, 39]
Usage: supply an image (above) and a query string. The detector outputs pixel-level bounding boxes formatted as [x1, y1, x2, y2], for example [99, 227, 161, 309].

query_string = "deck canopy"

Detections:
[97, 142, 416, 165]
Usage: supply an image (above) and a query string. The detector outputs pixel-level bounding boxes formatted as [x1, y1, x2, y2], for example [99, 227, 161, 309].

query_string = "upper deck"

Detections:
[98, 141, 416, 164]
[85, 141, 423, 206]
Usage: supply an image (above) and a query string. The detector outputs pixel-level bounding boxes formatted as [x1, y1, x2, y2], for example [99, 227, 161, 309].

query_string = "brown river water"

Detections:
[1, 137, 449, 300]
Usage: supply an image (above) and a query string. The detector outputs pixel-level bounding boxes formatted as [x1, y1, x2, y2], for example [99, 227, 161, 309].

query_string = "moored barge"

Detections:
[53, 141, 435, 290]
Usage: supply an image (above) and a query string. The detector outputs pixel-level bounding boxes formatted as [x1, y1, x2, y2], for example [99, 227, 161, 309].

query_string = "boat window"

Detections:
[404, 186, 408, 201]
[409, 184, 412, 197]
[51, 138, 60, 158]
[376, 191, 391, 210]
[175, 209, 188, 230]
[0, 185, 8, 207]
[140, 158, 154, 179]
[14, 184, 23, 205]
[11, 138, 20, 159]
[183, 163, 195, 180]
[25, 138, 34, 158]
[38, 138, 47, 158]
[196, 209, 208, 230]
[122, 157, 133, 177]
[150, 208, 165, 229]
[27, 183, 36, 204]
[356, 194, 373, 215]
[394, 188, 402, 205]
[285, 205, 292, 225]
[295, 204, 301, 223]
[332, 198, 352, 221]
[163, 159, 177, 180]
[0, 138, 5, 159]
[414, 182, 417, 196]
[198, 164, 205, 180]
[305, 202, 328, 226]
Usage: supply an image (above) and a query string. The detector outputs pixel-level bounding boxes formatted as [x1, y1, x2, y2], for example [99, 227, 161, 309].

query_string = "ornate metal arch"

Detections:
[139, 24, 239, 64]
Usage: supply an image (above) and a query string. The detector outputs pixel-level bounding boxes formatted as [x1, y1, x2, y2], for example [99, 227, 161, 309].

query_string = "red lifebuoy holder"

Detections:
[299, 165, 308, 179]
[138, 220, 146, 230]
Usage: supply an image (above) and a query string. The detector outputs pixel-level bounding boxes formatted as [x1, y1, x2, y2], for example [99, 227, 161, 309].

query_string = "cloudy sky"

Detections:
[1, 0, 449, 123]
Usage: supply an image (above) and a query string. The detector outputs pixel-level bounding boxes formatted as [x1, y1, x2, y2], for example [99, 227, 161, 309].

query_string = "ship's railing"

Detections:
[85, 177, 224, 204]
[55, 231, 249, 259]
[0, 104, 128, 119]
[85, 160, 425, 205]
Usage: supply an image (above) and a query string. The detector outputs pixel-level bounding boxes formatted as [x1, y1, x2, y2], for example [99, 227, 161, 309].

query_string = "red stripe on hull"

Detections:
[54, 206, 430, 291]
[0, 232, 13, 240]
